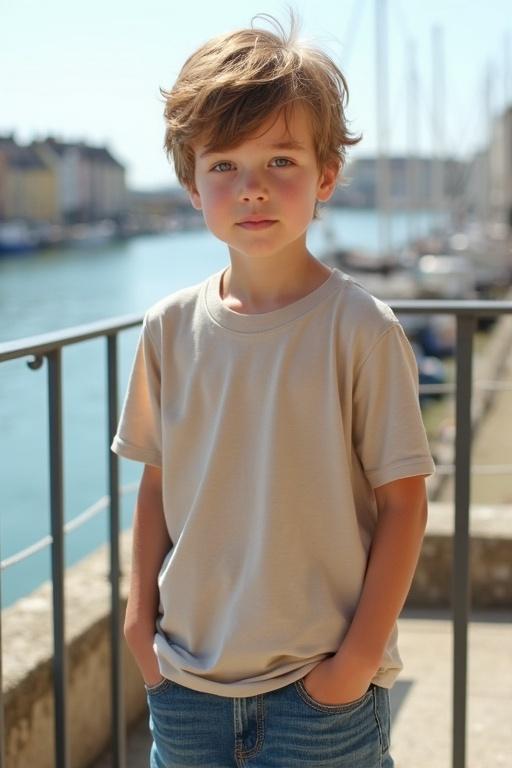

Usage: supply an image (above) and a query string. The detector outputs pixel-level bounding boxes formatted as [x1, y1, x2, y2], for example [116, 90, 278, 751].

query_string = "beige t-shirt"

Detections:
[111, 266, 435, 697]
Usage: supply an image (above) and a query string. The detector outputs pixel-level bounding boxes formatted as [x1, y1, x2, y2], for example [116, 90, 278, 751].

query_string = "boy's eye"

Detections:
[271, 157, 293, 167]
[211, 161, 234, 172]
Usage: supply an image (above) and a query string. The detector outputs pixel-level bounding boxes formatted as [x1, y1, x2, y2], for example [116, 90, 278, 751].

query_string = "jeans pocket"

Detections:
[293, 678, 374, 714]
[373, 684, 392, 756]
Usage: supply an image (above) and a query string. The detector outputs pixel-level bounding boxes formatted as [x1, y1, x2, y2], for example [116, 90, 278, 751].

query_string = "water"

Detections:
[0, 208, 441, 607]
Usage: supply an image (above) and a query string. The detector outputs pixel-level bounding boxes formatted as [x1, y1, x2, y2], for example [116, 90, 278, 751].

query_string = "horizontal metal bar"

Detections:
[0, 483, 139, 570]
[0, 313, 143, 363]
[391, 300, 512, 316]
[1, 302, 511, 365]
[419, 380, 512, 395]
[6, 456, 512, 572]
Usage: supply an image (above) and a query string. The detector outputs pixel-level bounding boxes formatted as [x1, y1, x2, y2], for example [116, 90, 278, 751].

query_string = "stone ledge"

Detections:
[3, 531, 146, 768]
[429, 306, 512, 501]
[409, 502, 512, 608]
[427, 501, 512, 537]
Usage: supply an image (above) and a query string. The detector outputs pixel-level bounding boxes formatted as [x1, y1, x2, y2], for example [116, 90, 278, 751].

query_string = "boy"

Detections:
[111, 13, 435, 767]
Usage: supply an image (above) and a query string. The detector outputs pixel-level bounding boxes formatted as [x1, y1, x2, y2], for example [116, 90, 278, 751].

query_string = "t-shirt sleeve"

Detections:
[352, 322, 435, 488]
[110, 315, 162, 467]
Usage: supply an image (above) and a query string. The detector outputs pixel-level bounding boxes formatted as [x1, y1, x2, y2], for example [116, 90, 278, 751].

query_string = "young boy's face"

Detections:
[187, 103, 338, 263]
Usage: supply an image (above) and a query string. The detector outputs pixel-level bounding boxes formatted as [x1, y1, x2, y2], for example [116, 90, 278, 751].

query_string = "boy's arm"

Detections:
[124, 464, 172, 686]
[303, 474, 428, 704]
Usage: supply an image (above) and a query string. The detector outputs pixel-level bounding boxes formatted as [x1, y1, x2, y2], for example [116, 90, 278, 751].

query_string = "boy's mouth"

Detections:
[236, 218, 277, 230]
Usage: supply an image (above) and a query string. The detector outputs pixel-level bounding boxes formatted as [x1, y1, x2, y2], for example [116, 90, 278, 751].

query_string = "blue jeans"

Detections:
[145, 676, 394, 767]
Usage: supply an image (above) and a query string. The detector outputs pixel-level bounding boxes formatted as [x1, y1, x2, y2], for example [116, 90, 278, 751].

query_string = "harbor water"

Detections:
[0, 207, 441, 607]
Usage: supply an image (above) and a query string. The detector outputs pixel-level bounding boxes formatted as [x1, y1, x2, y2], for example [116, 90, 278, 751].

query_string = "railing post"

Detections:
[452, 314, 475, 768]
[107, 334, 126, 768]
[47, 349, 69, 768]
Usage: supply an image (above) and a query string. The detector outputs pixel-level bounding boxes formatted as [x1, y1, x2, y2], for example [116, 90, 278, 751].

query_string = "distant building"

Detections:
[464, 150, 487, 220]
[0, 135, 58, 221]
[32, 138, 127, 223]
[129, 185, 192, 217]
[488, 106, 512, 226]
[334, 155, 468, 209]
[0, 138, 11, 218]
[0, 133, 127, 224]
[464, 104, 512, 228]
[80, 143, 127, 221]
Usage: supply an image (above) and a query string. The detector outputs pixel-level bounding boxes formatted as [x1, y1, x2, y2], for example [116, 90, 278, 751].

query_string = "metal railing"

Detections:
[0, 313, 141, 768]
[1, 298, 512, 768]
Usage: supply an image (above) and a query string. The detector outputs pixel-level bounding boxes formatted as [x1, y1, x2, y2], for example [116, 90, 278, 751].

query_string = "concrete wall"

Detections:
[410, 503, 512, 607]
[2, 503, 511, 767]
[3, 532, 146, 768]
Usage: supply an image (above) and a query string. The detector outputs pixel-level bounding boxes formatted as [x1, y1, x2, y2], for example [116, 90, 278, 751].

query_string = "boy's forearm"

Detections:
[124, 469, 171, 646]
[333, 476, 428, 676]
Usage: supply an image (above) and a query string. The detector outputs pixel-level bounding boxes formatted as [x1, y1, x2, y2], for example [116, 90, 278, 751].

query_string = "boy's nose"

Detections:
[238, 171, 269, 202]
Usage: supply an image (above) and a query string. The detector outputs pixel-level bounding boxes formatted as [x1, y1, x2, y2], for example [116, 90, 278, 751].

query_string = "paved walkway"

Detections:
[94, 610, 512, 768]
[390, 611, 511, 768]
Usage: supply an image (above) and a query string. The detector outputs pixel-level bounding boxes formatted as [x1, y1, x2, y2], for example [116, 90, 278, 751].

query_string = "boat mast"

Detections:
[407, 39, 419, 244]
[504, 30, 511, 108]
[375, 0, 391, 258]
[482, 62, 492, 235]
[431, 25, 445, 234]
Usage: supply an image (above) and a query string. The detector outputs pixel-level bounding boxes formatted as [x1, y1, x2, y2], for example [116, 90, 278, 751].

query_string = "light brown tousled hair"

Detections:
[159, 13, 362, 193]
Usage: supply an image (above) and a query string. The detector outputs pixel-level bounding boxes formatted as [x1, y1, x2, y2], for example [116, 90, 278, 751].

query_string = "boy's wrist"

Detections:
[124, 630, 162, 684]
[332, 642, 380, 679]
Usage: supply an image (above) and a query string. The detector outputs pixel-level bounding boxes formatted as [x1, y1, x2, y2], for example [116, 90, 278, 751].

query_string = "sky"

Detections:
[1, 0, 511, 190]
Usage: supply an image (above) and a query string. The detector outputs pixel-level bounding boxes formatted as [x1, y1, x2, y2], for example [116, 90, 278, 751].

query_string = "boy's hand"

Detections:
[141, 659, 165, 688]
[138, 650, 164, 688]
[301, 655, 374, 706]
[125, 629, 164, 688]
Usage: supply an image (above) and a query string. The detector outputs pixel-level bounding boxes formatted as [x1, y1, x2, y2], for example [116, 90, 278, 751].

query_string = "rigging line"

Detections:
[390, 81, 407, 149]
[341, 0, 369, 68]
[431, 65, 482, 159]
[390, 0, 467, 159]
[408, 76, 459, 159]
[390, 0, 412, 43]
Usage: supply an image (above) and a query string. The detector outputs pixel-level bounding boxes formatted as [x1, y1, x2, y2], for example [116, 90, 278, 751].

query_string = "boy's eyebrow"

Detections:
[199, 140, 306, 158]
[270, 140, 306, 151]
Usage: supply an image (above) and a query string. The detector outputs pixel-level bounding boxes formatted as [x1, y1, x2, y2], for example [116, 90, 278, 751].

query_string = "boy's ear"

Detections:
[316, 161, 340, 203]
[186, 182, 202, 211]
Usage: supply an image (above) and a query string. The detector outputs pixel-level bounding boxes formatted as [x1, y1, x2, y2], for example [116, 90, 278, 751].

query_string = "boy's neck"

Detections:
[220, 252, 332, 314]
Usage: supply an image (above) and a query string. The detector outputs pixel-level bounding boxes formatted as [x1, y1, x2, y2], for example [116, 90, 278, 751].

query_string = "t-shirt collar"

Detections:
[204, 266, 343, 333]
